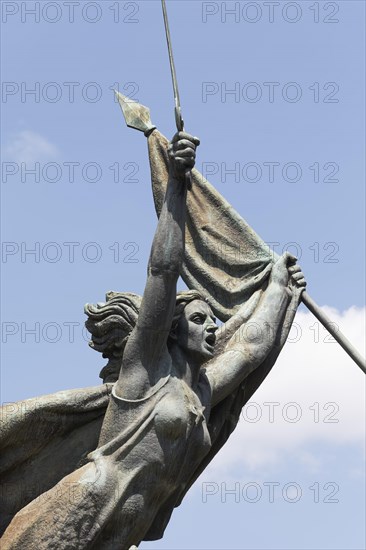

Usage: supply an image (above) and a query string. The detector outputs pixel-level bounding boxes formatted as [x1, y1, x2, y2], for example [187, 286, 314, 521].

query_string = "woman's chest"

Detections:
[154, 379, 211, 454]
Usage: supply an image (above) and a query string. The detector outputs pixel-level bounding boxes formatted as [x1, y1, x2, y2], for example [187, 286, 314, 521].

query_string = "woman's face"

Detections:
[176, 300, 218, 363]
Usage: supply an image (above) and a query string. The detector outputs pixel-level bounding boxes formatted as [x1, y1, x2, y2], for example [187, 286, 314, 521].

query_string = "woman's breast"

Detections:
[154, 393, 189, 441]
[154, 380, 212, 466]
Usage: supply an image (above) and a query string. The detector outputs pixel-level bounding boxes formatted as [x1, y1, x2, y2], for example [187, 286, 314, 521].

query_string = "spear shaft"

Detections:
[161, 0, 192, 187]
[161, 0, 184, 133]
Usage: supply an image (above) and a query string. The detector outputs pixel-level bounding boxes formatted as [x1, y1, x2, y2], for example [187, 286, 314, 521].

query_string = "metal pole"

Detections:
[161, 0, 184, 132]
[161, 0, 192, 189]
[302, 292, 366, 374]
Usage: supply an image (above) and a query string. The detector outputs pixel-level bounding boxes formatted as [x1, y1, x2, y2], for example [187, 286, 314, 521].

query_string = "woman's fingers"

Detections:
[288, 264, 302, 275]
[276, 251, 296, 271]
[174, 158, 195, 170]
[171, 139, 197, 151]
[284, 260, 307, 288]
[168, 146, 195, 158]
[174, 149, 196, 160]
[284, 252, 298, 265]
[171, 132, 200, 146]
[168, 132, 199, 176]
[291, 272, 307, 287]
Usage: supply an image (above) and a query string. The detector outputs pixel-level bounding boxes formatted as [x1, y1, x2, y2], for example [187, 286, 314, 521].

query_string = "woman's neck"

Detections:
[169, 344, 201, 388]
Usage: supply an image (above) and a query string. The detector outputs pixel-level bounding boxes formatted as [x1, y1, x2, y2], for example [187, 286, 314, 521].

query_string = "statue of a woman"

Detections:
[1, 132, 306, 549]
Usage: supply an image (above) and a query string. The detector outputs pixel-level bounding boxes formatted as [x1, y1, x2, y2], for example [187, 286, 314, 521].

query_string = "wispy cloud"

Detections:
[204, 305, 365, 476]
[2, 130, 60, 164]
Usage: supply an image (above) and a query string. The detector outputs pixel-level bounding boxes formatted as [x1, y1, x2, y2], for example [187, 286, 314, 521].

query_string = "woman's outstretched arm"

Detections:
[115, 132, 200, 400]
[206, 253, 306, 407]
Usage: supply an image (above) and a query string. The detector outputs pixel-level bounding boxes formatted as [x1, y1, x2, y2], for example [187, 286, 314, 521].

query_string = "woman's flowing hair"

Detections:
[85, 289, 205, 382]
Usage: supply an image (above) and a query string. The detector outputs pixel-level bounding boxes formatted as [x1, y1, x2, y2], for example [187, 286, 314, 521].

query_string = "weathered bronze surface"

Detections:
[1, 101, 307, 549]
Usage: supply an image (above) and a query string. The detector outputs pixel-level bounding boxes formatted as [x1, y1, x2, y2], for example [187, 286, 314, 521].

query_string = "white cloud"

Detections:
[2, 130, 60, 163]
[204, 305, 366, 476]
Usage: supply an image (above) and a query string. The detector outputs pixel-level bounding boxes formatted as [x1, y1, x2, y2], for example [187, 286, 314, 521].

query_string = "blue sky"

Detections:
[1, 1, 365, 549]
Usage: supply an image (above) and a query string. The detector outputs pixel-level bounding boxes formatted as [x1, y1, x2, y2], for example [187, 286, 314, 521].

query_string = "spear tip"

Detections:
[115, 91, 156, 135]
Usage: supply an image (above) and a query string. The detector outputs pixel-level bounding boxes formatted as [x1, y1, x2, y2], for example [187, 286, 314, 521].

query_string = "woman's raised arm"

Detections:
[207, 254, 306, 407]
[115, 132, 200, 400]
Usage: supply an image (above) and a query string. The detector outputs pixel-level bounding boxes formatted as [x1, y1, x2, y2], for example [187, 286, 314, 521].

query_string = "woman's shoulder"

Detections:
[112, 374, 171, 404]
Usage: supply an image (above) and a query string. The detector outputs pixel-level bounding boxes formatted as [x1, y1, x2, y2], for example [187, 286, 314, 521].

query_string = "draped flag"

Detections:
[148, 130, 280, 320]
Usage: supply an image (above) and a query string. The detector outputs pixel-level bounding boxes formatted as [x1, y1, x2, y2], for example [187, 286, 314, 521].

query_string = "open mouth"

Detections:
[205, 333, 216, 347]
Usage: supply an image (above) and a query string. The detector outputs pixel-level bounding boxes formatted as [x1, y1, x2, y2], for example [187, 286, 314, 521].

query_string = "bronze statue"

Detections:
[1, 2, 364, 547]
[1, 130, 306, 549]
